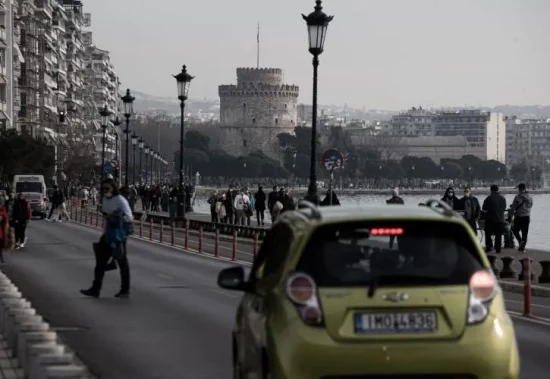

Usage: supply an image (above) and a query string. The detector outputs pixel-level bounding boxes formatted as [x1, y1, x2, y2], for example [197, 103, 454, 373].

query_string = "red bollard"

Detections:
[159, 222, 164, 243]
[149, 219, 153, 241]
[85, 209, 89, 225]
[78, 207, 82, 223]
[95, 211, 99, 227]
[252, 232, 259, 259]
[184, 220, 190, 250]
[523, 257, 533, 318]
[214, 229, 220, 257]
[232, 230, 237, 261]
[139, 218, 143, 238]
[198, 226, 203, 254]
[171, 222, 175, 246]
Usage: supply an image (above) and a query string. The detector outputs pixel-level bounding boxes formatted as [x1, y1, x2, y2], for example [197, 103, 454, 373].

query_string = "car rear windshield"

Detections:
[296, 221, 484, 287]
[16, 182, 43, 194]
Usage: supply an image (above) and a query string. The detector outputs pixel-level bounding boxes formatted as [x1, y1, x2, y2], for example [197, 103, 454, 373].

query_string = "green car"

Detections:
[218, 200, 519, 379]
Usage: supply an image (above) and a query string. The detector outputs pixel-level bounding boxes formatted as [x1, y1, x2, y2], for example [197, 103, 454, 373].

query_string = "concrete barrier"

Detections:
[0, 270, 93, 378]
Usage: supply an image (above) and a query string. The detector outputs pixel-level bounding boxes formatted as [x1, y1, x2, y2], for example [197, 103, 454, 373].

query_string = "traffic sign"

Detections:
[321, 148, 344, 170]
[103, 162, 114, 174]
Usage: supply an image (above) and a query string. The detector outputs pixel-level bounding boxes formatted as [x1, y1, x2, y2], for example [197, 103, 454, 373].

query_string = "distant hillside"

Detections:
[131, 90, 219, 114]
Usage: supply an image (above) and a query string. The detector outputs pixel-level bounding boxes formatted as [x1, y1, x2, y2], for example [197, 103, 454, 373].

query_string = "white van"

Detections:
[12, 175, 47, 198]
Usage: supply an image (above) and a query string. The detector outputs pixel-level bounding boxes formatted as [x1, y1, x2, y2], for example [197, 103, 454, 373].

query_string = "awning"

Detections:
[14, 43, 24, 63]
[42, 127, 56, 144]
[92, 120, 100, 130]
[0, 111, 7, 120]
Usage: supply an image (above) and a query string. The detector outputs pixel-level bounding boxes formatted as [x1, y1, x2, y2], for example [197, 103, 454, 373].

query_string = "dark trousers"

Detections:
[92, 235, 130, 292]
[512, 216, 530, 244]
[210, 208, 218, 223]
[467, 220, 478, 236]
[256, 210, 265, 225]
[14, 222, 26, 244]
[48, 205, 57, 219]
[485, 221, 504, 253]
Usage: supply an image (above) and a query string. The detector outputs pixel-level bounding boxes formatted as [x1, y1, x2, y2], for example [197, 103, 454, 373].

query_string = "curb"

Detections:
[498, 280, 550, 298]
[0, 271, 94, 378]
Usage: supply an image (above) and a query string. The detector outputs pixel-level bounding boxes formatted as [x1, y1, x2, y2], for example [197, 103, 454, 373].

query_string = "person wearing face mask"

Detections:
[441, 187, 459, 210]
[80, 178, 133, 298]
[457, 186, 480, 234]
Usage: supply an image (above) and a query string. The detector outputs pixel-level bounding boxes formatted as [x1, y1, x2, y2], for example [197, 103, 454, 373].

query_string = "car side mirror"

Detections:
[217, 266, 249, 292]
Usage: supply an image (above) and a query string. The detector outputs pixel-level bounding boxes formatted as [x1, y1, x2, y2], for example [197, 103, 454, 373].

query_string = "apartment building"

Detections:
[379, 108, 506, 163]
[506, 117, 550, 164]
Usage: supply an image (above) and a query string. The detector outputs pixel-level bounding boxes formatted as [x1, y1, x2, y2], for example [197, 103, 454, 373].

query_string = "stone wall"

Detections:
[214, 125, 294, 161]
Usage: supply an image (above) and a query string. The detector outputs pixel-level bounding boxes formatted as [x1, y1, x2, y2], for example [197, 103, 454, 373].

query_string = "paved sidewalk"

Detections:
[0, 336, 22, 379]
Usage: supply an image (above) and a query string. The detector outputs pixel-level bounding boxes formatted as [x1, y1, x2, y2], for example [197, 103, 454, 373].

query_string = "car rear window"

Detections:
[296, 221, 484, 287]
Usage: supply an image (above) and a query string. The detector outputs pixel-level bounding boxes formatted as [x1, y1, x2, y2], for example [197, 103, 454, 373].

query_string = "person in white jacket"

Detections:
[233, 188, 250, 226]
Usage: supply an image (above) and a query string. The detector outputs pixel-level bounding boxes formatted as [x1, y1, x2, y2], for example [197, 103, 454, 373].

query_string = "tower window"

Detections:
[252, 117, 256, 123]
[285, 104, 288, 109]
[243, 139, 247, 147]
[275, 118, 279, 124]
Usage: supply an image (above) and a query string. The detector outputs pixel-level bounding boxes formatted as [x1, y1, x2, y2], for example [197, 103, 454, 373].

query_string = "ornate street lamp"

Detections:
[121, 89, 135, 188]
[99, 104, 113, 191]
[302, 0, 333, 204]
[138, 137, 144, 187]
[144, 145, 150, 185]
[131, 132, 138, 185]
[112, 116, 122, 162]
[173, 65, 194, 219]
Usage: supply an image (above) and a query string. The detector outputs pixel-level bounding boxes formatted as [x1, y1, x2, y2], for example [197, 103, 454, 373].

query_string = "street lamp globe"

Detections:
[302, 0, 334, 56]
[138, 137, 144, 149]
[121, 89, 135, 118]
[144, 145, 149, 155]
[131, 132, 138, 146]
[173, 65, 195, 101]
[112, 115, 122, 128]
[99, 104, 112, 125]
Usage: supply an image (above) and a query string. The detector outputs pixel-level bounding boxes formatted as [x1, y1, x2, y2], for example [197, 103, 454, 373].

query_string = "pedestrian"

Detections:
[254, 185, 266, 226]
[458, 186, 481, 234]
[47, 185, 64, 221]
[320, 189, 341, 206]
[268, 186, 278, 222]
[12, 193, 31, 249]
[386, 188, 404, 205]
[482, 184, 507, 254]
[80, 178, 133, 298]
[0, 205, 10, 262]
[441, 187, 459, 210]
[510, 183, 533, 252]
[207, 191, 219, 222]
[233, 188, 250, 226]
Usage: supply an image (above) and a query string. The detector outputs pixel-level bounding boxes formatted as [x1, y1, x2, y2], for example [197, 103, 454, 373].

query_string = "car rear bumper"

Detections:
[269, 315, 519, 379]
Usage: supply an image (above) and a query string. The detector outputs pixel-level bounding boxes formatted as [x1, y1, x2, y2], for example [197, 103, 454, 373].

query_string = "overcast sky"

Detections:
[84, 0, 549, 110]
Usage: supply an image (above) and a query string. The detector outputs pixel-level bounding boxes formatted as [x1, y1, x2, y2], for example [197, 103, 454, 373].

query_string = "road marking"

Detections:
[508, 310, 550, 327]
[505, 299, 550, 309]
[212, 289, 239, 298]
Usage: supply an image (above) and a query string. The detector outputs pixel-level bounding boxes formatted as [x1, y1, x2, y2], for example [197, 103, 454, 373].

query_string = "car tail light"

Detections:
[370, 228, 404, 236]
[467, 270, 497, 325]
[286, 273, 324, 326]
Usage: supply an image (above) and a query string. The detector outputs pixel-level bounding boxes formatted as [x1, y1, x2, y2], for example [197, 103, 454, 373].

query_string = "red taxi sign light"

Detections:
[370, 228, 404, 236]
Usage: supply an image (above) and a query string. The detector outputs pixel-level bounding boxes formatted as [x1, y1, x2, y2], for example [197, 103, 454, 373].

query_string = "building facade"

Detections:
[506, 117, 550, 164]
[217, 67, 299, 159]
[0, 0, 121, 173]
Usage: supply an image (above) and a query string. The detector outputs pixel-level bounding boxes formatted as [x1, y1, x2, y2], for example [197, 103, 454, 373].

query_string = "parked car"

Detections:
[25, 192, 48, 219]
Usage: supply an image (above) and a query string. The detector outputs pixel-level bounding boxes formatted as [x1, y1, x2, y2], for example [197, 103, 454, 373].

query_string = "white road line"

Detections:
[505, 299, 550, 309]
[508, 310, 550, 326]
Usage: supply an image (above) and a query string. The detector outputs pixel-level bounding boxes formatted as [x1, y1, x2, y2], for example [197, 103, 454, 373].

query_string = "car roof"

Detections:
[277, 201, 463, 229]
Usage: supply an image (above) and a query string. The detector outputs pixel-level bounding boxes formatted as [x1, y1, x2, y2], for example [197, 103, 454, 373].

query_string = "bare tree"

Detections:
[360, 135, 409, 160]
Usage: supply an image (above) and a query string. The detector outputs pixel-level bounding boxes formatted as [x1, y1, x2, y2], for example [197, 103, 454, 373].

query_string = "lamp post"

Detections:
[173, 65, 194, 219]
[121, 89, 135, 188]
[302, 0, 333, 204]
[150, 149, 155, 184]
[131, 132, 138, 185]
[144, 145, 149, 185]
[138, 137, 144, 187]
[99, 104, 113, 190]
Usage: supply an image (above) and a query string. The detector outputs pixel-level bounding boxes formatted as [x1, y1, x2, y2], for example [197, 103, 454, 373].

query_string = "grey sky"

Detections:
[85, 0, 549, 110]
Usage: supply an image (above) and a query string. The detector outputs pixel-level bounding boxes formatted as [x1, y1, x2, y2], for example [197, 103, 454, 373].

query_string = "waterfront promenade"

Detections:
[1, 220, 549, 378]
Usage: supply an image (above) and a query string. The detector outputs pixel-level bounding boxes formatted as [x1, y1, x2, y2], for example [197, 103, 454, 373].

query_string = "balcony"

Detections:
[94, 71, 108, 82]
[0, 65, 5, 76]
[0, 27, 5, 43]
[44, 73, 57, 89]
[54, 63, 67, 76]
[53, 20, 66, 33]
[94, 87, 108, 97]
[35, 0, 54, 20]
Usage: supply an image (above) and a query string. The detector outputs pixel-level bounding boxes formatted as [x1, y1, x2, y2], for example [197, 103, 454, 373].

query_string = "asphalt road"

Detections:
[0, 221, 549, 379]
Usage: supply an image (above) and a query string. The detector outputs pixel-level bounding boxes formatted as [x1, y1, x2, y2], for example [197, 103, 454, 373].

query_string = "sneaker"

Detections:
[19, 243, 25, 248]
[114, 290, 130, 298]
[80, 288, 100, 298]
[518, 241, 527, 252]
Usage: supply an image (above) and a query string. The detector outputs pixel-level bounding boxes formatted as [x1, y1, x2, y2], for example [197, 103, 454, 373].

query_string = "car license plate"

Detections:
[354, 311, 437, 334]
